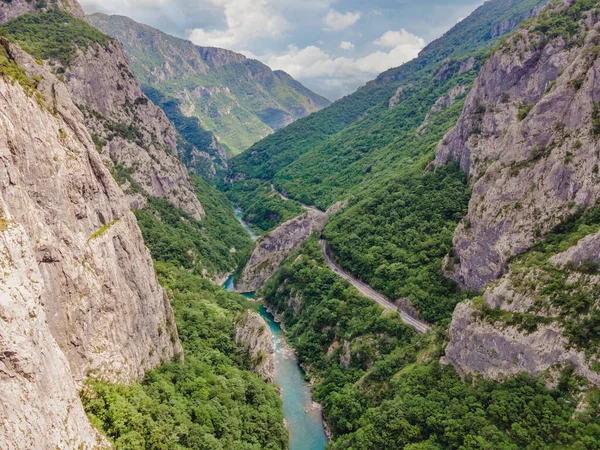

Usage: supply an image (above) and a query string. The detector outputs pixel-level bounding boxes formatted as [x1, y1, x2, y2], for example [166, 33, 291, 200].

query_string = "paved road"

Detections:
[320, 239, 430, 334]
[271, 183, 430, 333]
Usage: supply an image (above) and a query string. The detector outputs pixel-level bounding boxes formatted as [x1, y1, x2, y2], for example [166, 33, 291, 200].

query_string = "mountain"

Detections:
[0, 2, 285, 448]
[0, 32, 181, 449]
[435, 0, 600, 384]
[88, 13, 331, 178]
[251, 1, 600, 448]
[227, 0, 549, 228]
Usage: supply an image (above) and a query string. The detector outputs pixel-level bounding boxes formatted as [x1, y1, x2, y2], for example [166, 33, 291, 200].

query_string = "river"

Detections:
[225, 206, 328, 450]
[234, 206, 259, 241]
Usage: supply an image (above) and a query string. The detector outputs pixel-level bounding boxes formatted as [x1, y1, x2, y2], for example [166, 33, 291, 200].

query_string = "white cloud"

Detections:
[323, 9, 361, 31]
[340, 41, 354, 50]
[187, 0, 289, 49]
[250, 29, 424, 98]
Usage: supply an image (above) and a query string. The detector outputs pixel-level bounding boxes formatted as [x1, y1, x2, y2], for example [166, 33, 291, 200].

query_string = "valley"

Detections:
[3, 0, 600, 449]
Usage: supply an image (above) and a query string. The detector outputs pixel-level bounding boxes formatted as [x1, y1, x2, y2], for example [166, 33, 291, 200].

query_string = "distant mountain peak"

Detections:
[88, 13, 330, 176]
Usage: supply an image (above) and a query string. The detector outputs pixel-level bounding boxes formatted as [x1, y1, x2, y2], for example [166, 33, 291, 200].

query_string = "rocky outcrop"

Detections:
[446, 224, 600, 386]
[389, 87, 405, 109]
[0, 37, 181, 446]
[234, 311, 275, 383]
[445, 301, 600, 386]
[435, 2, 600, 291]
[0, 0, 85, 24]
[236, 209, 329, 292]
[65, 39, 204, 219]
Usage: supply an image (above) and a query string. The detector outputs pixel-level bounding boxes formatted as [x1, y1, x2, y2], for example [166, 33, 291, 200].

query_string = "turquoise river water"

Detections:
[225, 207, 327, 449]
[224, 274, 328, 450]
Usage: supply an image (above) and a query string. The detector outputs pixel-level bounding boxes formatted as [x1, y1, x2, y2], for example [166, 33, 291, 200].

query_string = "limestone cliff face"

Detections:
[236, 209, 329, 292]
[435, 1, 600, 291]
[446, 227, 600, 385]
[65, 39, 204, 219]
[437, 1, 600, 385]
[0, 38, 181, 446]
[0, 0, 85, 24]
[0, 221, 107, 449]
[234, 311, 275, 383]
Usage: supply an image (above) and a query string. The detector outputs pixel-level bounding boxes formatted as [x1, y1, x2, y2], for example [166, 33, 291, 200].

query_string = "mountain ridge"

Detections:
[88, 13, 330, 178]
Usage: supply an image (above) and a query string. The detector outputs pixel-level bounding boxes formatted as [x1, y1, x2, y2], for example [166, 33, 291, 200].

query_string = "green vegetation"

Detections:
[261, 237, 417, 381]
[262, 238, 600, 449]
[88, 218, 120, 242]
[110, 165, 142, 195]
[323, 163, 471, 324]
[533, 0, 598, 40]
[83, 263, 287, 450]
[517, 103, 534, 121]
[1, 10, 111, 67]
[223, 180, 304, 234]
[0, 38, 46, 107]
[134, 177, 254, 279]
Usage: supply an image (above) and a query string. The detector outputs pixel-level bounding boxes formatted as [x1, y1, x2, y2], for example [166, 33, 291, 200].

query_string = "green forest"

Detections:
[1, 9, 111, 66]
[222, 179, 304, 234]
[83, 263, 287, 450]
[261, 238, 600, 449]
[134, 176, 254, 279]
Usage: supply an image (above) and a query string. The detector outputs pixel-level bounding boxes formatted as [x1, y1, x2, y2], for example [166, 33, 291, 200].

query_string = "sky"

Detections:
[80, 0, 485, 100]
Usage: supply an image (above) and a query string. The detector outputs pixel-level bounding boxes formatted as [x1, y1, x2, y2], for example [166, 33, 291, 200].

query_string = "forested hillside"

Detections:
[261, 238, 600, 449]
[225, 0, 547, 230]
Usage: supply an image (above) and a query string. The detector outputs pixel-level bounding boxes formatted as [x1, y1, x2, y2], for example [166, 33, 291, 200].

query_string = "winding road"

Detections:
[320, 239, 430, 334]
[270, 183, 430, 334]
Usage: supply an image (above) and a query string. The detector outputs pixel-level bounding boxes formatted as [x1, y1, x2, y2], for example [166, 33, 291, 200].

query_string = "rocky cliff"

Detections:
[64, 29, 205, 218]
[0, 31, 181, 448]
[234, 311, 275, 383]
[236, 208, 329, 293]
[2, 7, 204, 219]
[0, 0, 85, 24]
[436, 0, 600, 384]
[436, 0, 600, 291]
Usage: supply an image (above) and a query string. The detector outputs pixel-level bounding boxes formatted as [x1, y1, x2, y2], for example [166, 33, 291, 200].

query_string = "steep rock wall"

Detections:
[0, 220, 107, 449]
[234, 310, 275, 383]
[436, 2, 600, 291]
[0, 39, 182, 446]
[438, 1, 600, 385]
[65, 39, 204, 219]
[236, 209, 329, 292]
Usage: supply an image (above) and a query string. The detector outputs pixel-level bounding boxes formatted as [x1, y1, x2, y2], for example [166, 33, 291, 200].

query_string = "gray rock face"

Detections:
[445, 301, 600, 386]
[0, 38, 181, 446]
[0, 0, 85, 24]
[435, 6, 600, 291]
[0, 221, 107, 449]
[440, 3, 600, 386]
[234, 311, 275, 383]
[65, 39, 205, 219]
[236, 209, 329, 293]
